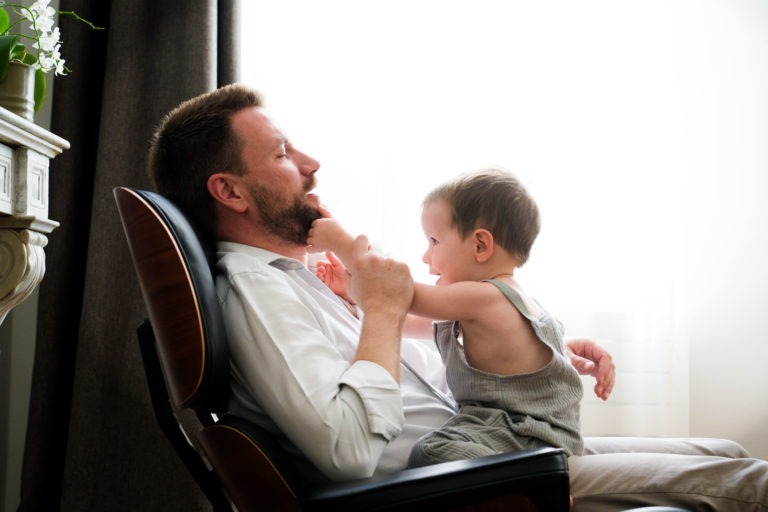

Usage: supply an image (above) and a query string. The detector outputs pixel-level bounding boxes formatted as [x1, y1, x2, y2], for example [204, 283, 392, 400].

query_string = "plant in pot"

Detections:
[0, 1, 101, 120]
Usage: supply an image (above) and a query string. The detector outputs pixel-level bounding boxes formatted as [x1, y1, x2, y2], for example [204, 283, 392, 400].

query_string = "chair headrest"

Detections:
[114, 187, 230, 412]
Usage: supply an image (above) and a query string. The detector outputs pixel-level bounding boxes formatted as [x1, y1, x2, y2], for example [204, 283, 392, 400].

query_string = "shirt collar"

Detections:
[216, 240, 305, 270]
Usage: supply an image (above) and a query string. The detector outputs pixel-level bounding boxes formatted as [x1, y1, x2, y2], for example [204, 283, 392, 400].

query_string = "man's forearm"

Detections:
[348, 235, 413, 383]
[356, 308, 405, 382]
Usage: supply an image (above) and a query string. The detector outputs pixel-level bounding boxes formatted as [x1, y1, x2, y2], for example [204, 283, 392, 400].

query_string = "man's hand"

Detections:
[565, 338, 615, 400]
[348, 235, 413, 314]
[347, 235, 413, 312]
[349, 235, 413, 381]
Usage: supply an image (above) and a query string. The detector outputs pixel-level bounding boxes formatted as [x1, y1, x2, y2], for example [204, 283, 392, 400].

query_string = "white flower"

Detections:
[33, 26, 60, 52]
[37, 53, 55, 71]
[12, 1, 71, 76]
[30, 13, 55, 33]
[26, 0, 56, 32]
[29, 0, 54, 16]
[30, 0, 53, 9]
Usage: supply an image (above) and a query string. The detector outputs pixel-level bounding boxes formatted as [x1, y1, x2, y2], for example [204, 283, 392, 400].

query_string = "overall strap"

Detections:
[482, 279, 537, 321]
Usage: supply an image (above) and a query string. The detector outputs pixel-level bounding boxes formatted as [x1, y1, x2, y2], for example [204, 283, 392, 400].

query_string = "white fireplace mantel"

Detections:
[0, 107, 69, 325]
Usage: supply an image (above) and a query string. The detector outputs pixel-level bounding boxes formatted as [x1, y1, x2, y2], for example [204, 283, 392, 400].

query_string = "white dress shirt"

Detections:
[216, 242, 456, 481]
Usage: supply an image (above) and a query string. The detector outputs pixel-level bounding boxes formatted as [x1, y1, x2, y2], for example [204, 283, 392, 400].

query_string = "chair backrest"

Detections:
[114, 186, 305, 510]
[114, 186, 229, 412]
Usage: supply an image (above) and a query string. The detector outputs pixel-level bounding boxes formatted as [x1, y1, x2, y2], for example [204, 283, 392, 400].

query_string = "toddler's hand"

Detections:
[566, 338, 615, 400]
[308, 217, 345, 254]
[316, 251, 354, 303]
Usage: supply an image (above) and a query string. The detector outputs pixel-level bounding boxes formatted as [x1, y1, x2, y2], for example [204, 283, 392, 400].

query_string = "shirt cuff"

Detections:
[340, 360, 404, 441]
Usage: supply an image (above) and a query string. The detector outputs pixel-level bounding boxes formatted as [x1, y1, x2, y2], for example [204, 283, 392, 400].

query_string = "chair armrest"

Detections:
[303, 446, 570, 511]
[201, 415, 570, 511]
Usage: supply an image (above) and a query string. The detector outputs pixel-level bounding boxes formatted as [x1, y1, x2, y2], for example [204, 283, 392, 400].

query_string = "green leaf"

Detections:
[10, 41, 25, 62]
[0, 34, 16, 81]
[21, 52, 36, 66]
[0, 10, 9, 34]
[33, 68, 46, 112]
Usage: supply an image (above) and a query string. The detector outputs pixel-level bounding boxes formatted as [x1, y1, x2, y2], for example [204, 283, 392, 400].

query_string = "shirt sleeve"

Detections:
[219, 259, 404, 481]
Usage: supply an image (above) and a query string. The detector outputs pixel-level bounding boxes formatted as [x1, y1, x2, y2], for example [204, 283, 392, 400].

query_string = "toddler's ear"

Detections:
[472, 229, 494, 263]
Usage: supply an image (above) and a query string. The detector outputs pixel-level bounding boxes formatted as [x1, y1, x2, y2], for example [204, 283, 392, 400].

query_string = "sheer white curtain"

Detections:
[241, 0, 766, 438]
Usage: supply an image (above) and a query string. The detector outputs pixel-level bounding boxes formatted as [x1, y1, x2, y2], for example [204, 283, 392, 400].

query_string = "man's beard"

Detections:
[249, 180, 321, 245]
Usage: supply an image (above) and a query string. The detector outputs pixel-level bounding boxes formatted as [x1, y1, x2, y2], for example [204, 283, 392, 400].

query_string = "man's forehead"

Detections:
[232, 106, 286, 145]
[232, 105, 271, 129]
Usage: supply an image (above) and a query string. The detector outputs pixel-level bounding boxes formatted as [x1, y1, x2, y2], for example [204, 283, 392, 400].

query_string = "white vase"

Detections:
[0, 62, 35, 121]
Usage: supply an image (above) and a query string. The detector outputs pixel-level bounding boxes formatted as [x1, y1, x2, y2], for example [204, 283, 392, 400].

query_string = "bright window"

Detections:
[241, 0, 768, 437]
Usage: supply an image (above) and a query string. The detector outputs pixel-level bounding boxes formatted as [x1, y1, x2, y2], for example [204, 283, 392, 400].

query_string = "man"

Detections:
[147, 84, 768, 511]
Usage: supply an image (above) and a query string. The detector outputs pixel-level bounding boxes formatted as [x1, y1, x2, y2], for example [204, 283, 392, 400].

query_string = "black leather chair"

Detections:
[114, 186, 690, 512]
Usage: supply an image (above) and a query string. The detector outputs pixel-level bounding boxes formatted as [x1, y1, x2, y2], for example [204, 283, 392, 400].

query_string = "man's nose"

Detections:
[297, 150, 320, 176]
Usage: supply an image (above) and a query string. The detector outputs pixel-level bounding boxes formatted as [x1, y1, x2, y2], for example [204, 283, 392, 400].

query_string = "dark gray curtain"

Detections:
[19, 0, 240, 510]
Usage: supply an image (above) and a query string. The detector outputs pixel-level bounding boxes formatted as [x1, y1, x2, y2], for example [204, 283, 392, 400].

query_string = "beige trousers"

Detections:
[569, 437, 768, 511]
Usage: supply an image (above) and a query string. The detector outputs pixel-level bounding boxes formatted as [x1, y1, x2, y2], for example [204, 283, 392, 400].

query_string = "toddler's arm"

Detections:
[308, 217, 356, 264]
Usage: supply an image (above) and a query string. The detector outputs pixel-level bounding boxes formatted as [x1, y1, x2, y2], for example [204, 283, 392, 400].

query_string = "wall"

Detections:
[0, 292, 40, 512]
[685, 93, 768, 457]
[688, 196, 768, 458]
[682, 1, 768, 458]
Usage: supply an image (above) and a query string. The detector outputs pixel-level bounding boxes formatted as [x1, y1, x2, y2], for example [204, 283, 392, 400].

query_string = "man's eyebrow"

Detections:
[270, 135, 288, 151]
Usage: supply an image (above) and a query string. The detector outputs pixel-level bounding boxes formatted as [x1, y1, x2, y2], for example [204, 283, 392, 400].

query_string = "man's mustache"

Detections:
[304, 175, 316, 193]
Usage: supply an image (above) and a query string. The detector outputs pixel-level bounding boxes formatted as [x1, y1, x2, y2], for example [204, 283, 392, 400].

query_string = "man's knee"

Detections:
[689, 437, 751, 458]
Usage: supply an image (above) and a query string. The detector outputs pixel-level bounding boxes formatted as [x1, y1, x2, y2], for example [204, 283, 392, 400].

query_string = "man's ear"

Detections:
[207, 173, 248, 213]
[472, 228, 494, 263]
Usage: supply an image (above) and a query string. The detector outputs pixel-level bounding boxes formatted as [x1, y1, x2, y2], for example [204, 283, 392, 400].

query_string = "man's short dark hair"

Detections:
[147, 84, 263, 238]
